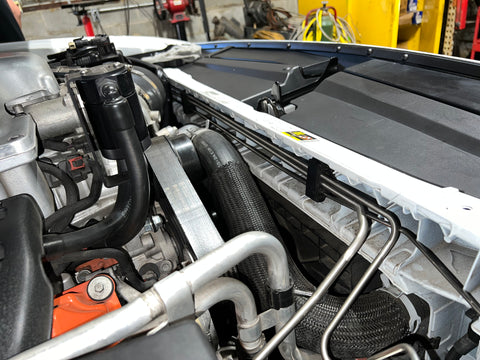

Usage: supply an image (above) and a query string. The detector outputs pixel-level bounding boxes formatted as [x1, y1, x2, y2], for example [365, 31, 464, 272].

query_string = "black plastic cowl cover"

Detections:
[80, 320, 216, 360]
[0, 194, 53, 359]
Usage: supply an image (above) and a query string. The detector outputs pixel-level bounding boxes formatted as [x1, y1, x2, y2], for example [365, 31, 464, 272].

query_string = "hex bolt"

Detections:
[159, 260, 173, 274]
[87, 275, 115, 301]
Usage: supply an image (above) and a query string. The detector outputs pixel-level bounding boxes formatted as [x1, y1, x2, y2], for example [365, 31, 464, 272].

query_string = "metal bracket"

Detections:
[145, 136, 224, 259]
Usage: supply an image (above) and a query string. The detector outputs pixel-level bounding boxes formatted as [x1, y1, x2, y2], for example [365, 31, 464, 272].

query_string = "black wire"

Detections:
[45, 160, 103, 234]
[38, 161, 80, 232]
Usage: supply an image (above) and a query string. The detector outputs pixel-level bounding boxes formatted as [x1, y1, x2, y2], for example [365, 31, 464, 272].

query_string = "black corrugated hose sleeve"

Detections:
[192, 129, 411, 359]
[43, 127, 150, 259]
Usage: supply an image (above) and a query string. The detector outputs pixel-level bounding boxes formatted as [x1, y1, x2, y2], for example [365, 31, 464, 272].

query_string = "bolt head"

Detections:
[87, 275, 114, 301]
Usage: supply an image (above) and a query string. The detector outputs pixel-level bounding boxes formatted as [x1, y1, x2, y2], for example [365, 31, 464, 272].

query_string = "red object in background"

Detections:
[82, 14, 95, 37]
[163, 0, 190, 24]
[471, 6, 480, 59]
[456, 0, 469, 30]
[164, 0, 189, 17]
[155, 0, 190, 39]
[52, 275, 121, 338]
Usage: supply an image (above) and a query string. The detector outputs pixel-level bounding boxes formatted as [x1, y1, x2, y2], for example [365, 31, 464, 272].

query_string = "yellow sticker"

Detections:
[282, 131, 316, 141]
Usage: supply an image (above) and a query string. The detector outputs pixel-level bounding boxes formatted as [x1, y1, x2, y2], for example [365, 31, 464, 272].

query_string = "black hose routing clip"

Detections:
[267, 278, 294, 310]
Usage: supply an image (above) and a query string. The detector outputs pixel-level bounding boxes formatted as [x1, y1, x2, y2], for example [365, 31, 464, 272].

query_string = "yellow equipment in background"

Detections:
[301, 4, 355, 43]
[297, 0, 445, 54]
[253, 30, 286, 40]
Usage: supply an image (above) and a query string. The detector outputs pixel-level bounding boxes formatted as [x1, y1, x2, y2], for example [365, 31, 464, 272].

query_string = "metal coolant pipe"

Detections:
[195, 278, 264, 354]
[180, 231, 290, 292]
[10, 231, 289, 360]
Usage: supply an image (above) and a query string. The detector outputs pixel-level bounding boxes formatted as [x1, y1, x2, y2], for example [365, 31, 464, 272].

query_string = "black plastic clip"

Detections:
[180, 90, 196, 115]
[306, 158, 334, 202]
[267, 279, 294, 310]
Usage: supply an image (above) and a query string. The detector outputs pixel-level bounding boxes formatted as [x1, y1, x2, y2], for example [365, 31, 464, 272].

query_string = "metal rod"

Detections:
[320, 184, 401, 360]
[208, 121, 307, 184]
[97, 2, 152, 13]
[367, 343, 420, 360]
[185, 95, 309, 177]
[23, 0, 94, 12]
[253, 202, 369, 360]
[198, 0, 211, 41]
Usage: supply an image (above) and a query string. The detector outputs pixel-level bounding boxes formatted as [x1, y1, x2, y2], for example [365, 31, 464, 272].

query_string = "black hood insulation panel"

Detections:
[181, 47, 480, 198]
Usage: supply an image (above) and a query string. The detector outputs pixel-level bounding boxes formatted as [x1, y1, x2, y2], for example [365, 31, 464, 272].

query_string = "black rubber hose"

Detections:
[191, 129, 411, 359]
[45, 160, 103, 233]
[38, 161, 79, 206]
[43, 127, 150, 259]
[57, 248, 146, 291]
[38, 160, 80, 232]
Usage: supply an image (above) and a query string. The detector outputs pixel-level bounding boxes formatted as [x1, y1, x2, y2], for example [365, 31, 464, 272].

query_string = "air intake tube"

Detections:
[43, 63, 150, 257]
[191, 129, 412, 359]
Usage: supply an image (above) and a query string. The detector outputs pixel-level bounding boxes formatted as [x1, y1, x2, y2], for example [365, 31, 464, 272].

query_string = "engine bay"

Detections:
[1, 35, 480, 360]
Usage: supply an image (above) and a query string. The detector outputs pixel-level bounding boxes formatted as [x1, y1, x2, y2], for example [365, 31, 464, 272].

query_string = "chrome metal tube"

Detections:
[367, 343, 420, 360]
[9, 291, 165, 360]
[195, 278, 264, 353]
[181, 231, 290, 292]
[97, 2, 152, 13]
[320, 192, 401, 360]
[153, 231, 290, 323]
[254, 203, 369, 360]
[195, 277, 257, 324]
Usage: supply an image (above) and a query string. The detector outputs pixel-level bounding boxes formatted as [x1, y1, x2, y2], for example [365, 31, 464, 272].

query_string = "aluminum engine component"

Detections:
[24, 90, 81, 139]
[0, 114, 54, 216]
[0, 52, 72, 217]
[124, 216, 180, 281]
[0, 52, 59, 120]
[145, 136, 224, 258]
